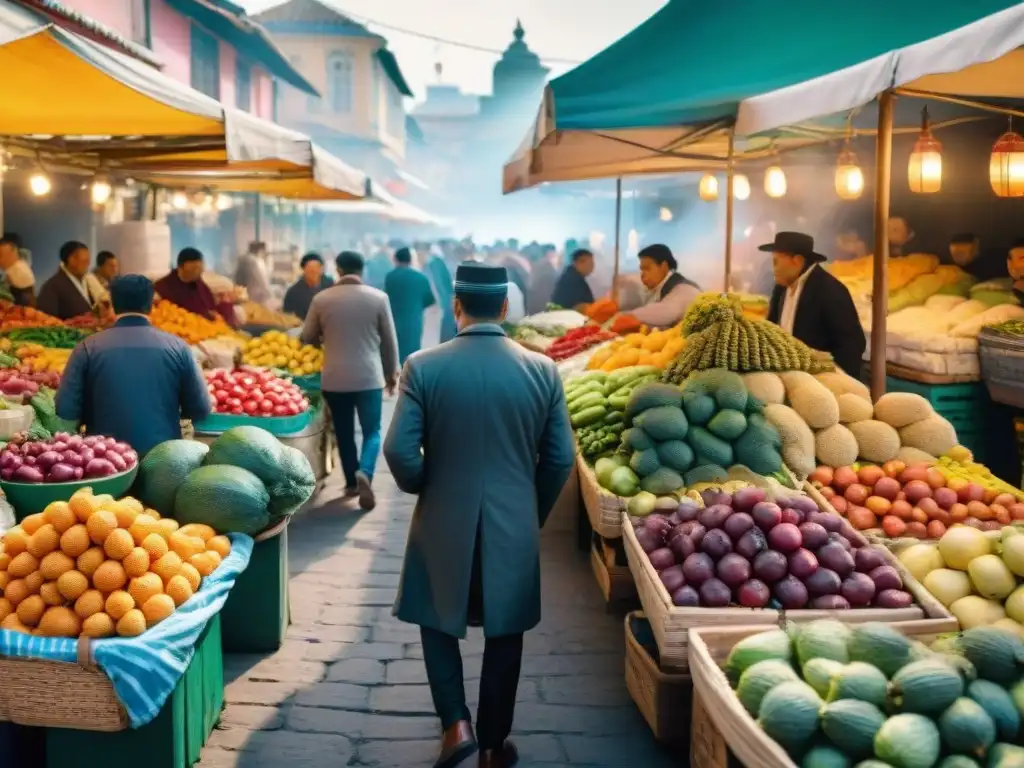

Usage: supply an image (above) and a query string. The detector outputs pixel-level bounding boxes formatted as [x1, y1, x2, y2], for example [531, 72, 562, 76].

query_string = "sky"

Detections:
[238, 0, 665, 101]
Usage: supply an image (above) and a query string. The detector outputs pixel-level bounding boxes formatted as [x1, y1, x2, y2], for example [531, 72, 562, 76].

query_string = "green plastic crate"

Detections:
[45, 615, 223, 768]
[221, 524, 290, 653]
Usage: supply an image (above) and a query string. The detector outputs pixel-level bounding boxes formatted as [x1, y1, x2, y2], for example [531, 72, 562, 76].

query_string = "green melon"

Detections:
[707, 409, 748, 441]
[802, 744, 851, 768]
[966, 680, 1020, 742]
[889, 659, 964, 715]
[174, 464, 271, 535]
[759, 681, 823, 758]
[827, 662, 887, 709]
[848, 623, 915, 677]
[204, 425, 285, 487]
[956, 627, 1024, 686]
[803, 658, 844, 699]
[724, 629, 792, 682]
[820, 699, 885, 761]
[937, 758, 981, 768]
[988, 743, 1024, 768]
[134, 439, 209, 516]
[796, 619, 851, 668]
[736, 659, 799, 717]
[267, 445, 316, 518]
[939, 698, 996, 758]
[874, 713, 941, 768]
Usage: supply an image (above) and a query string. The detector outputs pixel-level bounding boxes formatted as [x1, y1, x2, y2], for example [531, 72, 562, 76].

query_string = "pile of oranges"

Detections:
[0, 487, 230, 638]
[149, 300, 237, 346]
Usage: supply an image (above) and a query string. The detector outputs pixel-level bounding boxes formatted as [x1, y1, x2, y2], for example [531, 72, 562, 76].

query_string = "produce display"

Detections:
[546, 325, 617, 362]
[0, 367, 55, 398]
[150, 299, 237, 345]
[135, 427, 316, 532]
[0, 303, 63, 328]
[0, 433, 139, 483]
[899, 524, 1024, 634]
[830, 253, 977, 312]
[508, 323, 564, 353]
[241, 331, 323, 376]
[726, 619, 1024, 767]
[987, 317, 1024, 337]
[13, 344, 72, 376]
[586, 324, 686, 371]
[65, 310, 115, 330]
[241, 302, 301, 329]
[565, 367, 658, 462]
[0, 327, 91, 350]
[205, 367, 309, 417]
[583, 297, 618, 324]
[629, 486, 918, 610]
[0, 487, 230, 637]
[663, 293, 835, 384]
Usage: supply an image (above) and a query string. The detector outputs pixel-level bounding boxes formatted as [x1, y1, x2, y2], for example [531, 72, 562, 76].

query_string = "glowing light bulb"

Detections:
[29, 172, 51, 196]
[171, 191, 189, 210]
[659, 207, 672, 222]
[91, 178, 112, 205]
[764, 166, 787, 198]
[733, 174, 751, 201]
[698, 174, 718, 201]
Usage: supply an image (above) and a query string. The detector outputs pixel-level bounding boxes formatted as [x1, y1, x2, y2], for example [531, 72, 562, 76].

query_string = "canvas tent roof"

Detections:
[504, 0, 1024, 192]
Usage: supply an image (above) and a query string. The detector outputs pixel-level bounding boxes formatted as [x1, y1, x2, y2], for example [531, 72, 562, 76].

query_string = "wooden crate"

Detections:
[590, 535, 637, 604]
[578, 454, 627, 539]
[625, 612, 691, 745]
[622, 513, 958, 672]
[688, 621, 952, 768]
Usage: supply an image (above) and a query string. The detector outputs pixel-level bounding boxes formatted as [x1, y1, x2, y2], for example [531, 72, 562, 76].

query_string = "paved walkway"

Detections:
[198, 399, 681, 767]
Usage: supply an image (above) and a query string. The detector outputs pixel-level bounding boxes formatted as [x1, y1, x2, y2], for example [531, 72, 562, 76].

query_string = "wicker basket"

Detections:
[688, 621, 955, 768]
[590, 537, 637, 603]
[578, 454, 627, 539]
[625, 612, 691, 744]
[0, 636, 128, 731]
[979, 328, 1024, 408]
[622, 513, 957, 672]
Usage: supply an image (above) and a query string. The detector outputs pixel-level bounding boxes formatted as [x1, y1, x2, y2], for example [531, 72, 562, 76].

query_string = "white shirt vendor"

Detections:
[628, 244, 700, 328]
[778, 263, 818, 334]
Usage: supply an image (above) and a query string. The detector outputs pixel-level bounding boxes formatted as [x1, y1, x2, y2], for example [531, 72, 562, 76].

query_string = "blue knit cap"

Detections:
[454, 261, 508, 295]
[110, 274, 155, 314]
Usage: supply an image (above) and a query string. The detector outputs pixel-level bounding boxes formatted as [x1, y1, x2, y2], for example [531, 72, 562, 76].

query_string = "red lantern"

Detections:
[990, 130, 1024, 197]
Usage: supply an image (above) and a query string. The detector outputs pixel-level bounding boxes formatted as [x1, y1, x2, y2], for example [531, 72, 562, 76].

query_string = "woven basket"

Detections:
[625, 612, 691, 744]
[688, 621, 957, 768]
[622, 512, 956, 672]
[0, 636, 128, 731]
[577, 454, 626, 539]
[979, 328, 1024, 408]
[590, 538, 636, 603]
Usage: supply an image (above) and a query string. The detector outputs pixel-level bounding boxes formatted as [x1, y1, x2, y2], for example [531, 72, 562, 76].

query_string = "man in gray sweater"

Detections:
[302, 251, 399, 510]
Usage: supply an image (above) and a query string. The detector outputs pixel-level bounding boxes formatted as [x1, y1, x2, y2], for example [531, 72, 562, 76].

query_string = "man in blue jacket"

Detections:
[56, 275, 212, 456]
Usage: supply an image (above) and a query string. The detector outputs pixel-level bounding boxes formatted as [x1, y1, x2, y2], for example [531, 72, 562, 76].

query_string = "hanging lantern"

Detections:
[990, 130, 1024, 197]
[659, 206, 673, 222]
[764, 165, 787, 198]
[908, 107, 942, 194]
[733, 174, 751, 201]
[698, 173, 718, 201]
[90, 177, 112, 206]
[835, 146, 864, 200]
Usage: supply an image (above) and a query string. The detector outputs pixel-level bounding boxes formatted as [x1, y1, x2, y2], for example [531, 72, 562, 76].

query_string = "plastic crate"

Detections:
[221, 521, 289, 653]
[45, 615, 223, 768]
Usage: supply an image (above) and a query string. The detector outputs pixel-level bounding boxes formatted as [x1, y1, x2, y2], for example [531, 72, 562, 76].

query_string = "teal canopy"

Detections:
[504, 0, 1024, 192]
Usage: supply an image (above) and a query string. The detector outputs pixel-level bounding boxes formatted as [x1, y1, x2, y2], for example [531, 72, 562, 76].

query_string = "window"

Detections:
[327, 51, 353, 113]
[386, 83, 404, 139]
[129, 0, 150, 47]
[236, 60, 251, 112]
[190, 24, 220, 100]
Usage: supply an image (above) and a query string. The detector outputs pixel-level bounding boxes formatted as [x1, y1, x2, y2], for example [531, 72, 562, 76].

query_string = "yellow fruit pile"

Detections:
[0, 488, 230, 638]
[242, 330, 322, 376]
[15, 345, 72, 374]
[150, 300, 237, 345]
[586, 324, 686, 371]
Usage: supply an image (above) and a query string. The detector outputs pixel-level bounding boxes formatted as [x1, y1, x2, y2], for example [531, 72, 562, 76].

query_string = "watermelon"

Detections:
[174, 465, 271, 535]
[135, 440, 209, 515]
[268, 445, 316, 518]
[204, 426, 284, 487]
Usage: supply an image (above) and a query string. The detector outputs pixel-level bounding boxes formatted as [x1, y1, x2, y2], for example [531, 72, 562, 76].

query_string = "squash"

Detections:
[888, 659, 964, 715]
[956, 626, 1024, 686]
[938, 527, 991, 571]
[874, 713, 941, 768]
[795, 619, 851, 668]
[827, 662, 888, 708]
[735, 659, 798, 717]
[966, 680, 1021, 742]
[938, 698, 996, 758]
[820, 699, 886, 761]
[758, 681, 823, 758]
[847, 623, 915, 677]
[803, 658, 845, 698]
[724, 628, 792, 681]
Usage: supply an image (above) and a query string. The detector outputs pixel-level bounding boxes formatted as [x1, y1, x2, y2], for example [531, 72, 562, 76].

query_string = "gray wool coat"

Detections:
[384, 323, 576, 638]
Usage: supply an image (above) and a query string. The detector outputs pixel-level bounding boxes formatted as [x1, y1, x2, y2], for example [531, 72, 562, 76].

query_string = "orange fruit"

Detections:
[0, 597, 11, 622]
[39, 581, 64, 606]
[116, 609, 146, 637]
[1, 614, 30, 633]
[141, 594, 175, 626]
[43, 502, 76, 533]
[179, 524, 215, 542]
[69, 491, 98, 522]
[57, 570, 89, 601]
[16, 594, 45, 626]
[7, 552, 38, 579]
[206, 536, 231, 559]
[119, 497, 144, 516]
[128, 514, 159, 545]
[23, 571, 43, 594]
[122, 548, 150, 578]
[109, 502, 138, 530]
[4, 579, 29, 606]
[104, 590, 135, 620]
[86, 511, 117, 545]
[0, 553, 10, 571]
[103, 529, 134, 561]
[1, 528, 28, 556]
[142, 533, 169, 562]
[37, 606, 81, 637]
[155, 519, 179, 539]
[81, 612, 116, 638]
[39, 551, 75, 581]
[27, 524, 59, 558]
[92, 560, 127, 593]
[128, 573, 163, 606]
[165, 575, 193, 607]
[74, 589, 105, 619]
[168, 532, 200, 560]
[151, 552, 182, 584]
[93, 494, 116, 509]
[59, 524, 91, 558]
[76, 547, 105, 578]
[20, 513, 45, 535]
[0, 572, 9, 591]
[189, 552, 217, 577]
[178, 562, 201, 592]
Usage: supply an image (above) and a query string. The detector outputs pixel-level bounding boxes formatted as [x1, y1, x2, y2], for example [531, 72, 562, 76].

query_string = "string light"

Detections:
[659, 207, 672, 222]
[171, 191, 188, 210]
[764, 165, 787, 198]
[733, 174, 751, 201]
[91, 177, 112, 206]
[29, 171, 51, 196]
[698, 174, 718, 201]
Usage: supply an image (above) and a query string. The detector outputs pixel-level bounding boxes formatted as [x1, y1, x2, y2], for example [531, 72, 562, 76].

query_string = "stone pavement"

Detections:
[198, 397, 681, 767]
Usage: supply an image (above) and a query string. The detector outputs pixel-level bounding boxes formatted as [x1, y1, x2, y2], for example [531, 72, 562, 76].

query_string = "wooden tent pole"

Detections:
[612, 177, 622, 301]
[724, 131, 735, 291]
[870, 91, 895, 400]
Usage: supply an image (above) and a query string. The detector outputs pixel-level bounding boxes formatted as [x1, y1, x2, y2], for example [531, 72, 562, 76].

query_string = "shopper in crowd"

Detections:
[764, 231, 865, 377]
[888, 215, 915, 258]
[384, 261, 576, 768]
[154, 248, 236, 325]
[303, 250, 398, 511]
[37, 240, 99, 320]
[85, 250, 119, 306]
[55, 275, 211, 457]
[365, 248, 393, 291]
[625, 243, 701, 328]
[550, 248, 596, 311]
[526, 243, 559, 315]
[425, 247, 458, 344]
[282, 252, 333, 320]
[234, 241, 273, 306]
[0, 234, 35, 307]
[1008, 239, 1024, 303]
[385, 246, 436, 364]
[947, 233, 1006, 282]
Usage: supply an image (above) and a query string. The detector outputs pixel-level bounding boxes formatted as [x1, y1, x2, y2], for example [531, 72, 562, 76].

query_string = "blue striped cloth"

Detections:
[0, 533, 253, 728]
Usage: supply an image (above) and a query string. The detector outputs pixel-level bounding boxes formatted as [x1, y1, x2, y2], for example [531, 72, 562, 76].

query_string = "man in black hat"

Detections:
[384, 261, 575, 768]
[763, 231, 865, 376]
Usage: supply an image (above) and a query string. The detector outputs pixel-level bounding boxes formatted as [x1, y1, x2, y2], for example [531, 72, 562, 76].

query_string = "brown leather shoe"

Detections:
[478, 741, 518, 768]
[436, 720, 477, 768]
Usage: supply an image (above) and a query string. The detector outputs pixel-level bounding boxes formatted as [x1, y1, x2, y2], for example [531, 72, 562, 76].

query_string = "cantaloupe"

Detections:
[59, 524, 91, 558]
[741, 372, 786, 405]
[815, 424, 860, 469]
[789, 380, 840, 430]
[898, 446, 937, 465]
[815, 371, 871, 402]
[837, 393, 873, 424]
[763, 403, 816, 477]
[848, 420, 901, 463]
[899, 416, 958, 458]
[873, 392, 934, 428]
[105, 591, 135, 620]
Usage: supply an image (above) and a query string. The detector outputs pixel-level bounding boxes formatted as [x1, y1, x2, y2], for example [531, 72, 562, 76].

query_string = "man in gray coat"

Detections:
[384, 262, 576, 768]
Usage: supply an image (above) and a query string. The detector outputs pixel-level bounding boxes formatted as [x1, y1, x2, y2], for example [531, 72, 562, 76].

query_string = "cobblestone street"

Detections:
[197, 396, 681, 767]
